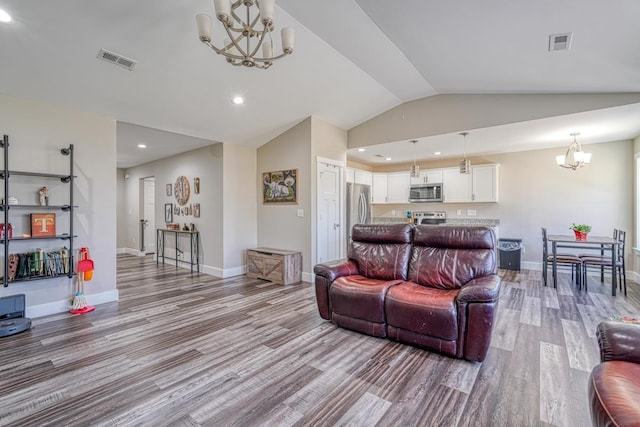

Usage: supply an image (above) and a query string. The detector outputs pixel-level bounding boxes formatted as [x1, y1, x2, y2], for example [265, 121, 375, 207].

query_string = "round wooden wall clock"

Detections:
[174, 176, 190, 206]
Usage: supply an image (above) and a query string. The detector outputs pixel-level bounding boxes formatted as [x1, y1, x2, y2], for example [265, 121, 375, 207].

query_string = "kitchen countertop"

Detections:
[372, 217, 500, 227]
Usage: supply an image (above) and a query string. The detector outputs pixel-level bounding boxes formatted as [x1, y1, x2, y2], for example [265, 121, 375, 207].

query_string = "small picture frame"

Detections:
[193, 203, 200, 218]
[164, 203, 173, 223]
[166, 184, 172, 197]
[194, 177, 200, 194]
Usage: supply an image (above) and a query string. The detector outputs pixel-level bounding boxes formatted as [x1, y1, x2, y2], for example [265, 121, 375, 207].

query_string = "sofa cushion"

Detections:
[385, 281, 459, 341]
[350, 224, 413, 281]
[330, 275, 402, 323]
[589, 361, 640, 427]
[409, 226, 497, 290]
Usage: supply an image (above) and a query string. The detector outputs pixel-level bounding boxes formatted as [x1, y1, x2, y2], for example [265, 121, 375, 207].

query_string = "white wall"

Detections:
[222, 143, 257, 274]
[0, 94, 118, 317]
[371, 140, 633, 269]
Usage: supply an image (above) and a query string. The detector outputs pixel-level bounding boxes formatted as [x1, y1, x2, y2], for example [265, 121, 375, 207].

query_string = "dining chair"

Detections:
[578, 229, 618, 282]
[541, 227, 582, 288]
[581, 229, 626, 295]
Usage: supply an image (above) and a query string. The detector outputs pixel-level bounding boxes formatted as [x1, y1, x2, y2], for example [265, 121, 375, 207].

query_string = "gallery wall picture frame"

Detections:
[174, 175, 190, 206]
[164, 203, 173, 223]
[262, 169, 297, 204]
[194, 177, 200, 194]
[166, 184, 172, 197]
[193, 203, 200, 218]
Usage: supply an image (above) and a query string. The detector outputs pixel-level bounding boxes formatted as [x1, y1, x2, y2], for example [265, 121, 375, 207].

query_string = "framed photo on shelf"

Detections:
[31, 213, 56, 237]
[164, 203, 173, 223]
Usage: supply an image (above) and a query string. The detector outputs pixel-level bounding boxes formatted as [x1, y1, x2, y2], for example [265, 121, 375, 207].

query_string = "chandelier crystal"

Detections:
[196, 0, 294, 70]
[556, 132, 591, 170]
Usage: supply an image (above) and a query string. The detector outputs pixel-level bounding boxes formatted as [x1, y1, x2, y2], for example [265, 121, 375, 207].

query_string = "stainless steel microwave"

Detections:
[409, 183, 443, 202]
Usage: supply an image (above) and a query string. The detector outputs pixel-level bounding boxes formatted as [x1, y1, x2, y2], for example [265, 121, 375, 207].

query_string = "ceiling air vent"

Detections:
[549, 33, 572, 51]
[97, 48, 136, 71]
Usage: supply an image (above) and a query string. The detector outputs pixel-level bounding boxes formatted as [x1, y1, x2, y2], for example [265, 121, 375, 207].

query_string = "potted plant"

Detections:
[571, 223, 591, 241]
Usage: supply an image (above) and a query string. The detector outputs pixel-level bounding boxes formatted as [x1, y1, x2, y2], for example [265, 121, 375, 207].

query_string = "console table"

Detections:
[157, 229, 200, 273]
[246, 248, 301, 285]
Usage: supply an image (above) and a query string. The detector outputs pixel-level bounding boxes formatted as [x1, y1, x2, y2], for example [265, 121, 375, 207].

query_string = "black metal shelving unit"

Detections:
[1, 135, 75, 287]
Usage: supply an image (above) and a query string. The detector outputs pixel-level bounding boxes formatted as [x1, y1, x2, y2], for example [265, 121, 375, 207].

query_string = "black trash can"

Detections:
[498, 238, 522, 271]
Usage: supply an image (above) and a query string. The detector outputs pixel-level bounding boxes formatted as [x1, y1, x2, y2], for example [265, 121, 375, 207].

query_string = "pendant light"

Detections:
[459, 132, 471, 174]
[409, 140, 420, 178]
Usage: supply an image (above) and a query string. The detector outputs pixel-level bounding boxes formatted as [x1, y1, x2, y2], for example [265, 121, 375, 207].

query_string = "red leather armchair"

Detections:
[589, 320, 640, 426]
[314, 223, 413, 337]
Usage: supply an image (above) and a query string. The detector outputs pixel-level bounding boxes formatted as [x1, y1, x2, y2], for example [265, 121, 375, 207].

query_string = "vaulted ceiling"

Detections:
[1, 1, 639, 167]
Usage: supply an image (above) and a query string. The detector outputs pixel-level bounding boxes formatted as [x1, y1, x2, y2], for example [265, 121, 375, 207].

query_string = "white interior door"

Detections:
[317, 161, 342, 264]
[142, 177, 155, 254]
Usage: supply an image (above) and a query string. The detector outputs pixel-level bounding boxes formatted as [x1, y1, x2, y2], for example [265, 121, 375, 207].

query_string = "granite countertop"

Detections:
[372, 217, 500, 227]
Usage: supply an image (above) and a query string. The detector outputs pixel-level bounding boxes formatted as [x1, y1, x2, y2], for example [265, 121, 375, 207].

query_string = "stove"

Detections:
[412, 211, 446, 225]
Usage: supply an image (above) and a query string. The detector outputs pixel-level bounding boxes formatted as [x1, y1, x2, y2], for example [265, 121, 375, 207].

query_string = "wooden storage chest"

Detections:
[246, 248, 302, 285]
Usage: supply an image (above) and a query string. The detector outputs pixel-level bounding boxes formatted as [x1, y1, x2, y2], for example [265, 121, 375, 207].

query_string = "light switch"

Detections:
[467, 209, 477, 216]
[456, 209, 462, 216]
[391, 209, 396, 216]
[297, 209, 304, 217]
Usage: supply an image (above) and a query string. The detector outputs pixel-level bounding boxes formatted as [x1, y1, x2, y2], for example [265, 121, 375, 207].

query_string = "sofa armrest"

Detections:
[597, 320, 640, 364]
[313, 259, 359, 282]
[456, 275, 501, 304]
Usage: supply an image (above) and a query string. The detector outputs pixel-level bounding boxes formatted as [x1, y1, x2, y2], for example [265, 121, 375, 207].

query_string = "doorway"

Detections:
[316, 158, 345, 264]
[141, 177, 155, 255]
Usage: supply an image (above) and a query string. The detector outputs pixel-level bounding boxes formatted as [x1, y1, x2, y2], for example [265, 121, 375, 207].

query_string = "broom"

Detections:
[70, 248, 95, 314]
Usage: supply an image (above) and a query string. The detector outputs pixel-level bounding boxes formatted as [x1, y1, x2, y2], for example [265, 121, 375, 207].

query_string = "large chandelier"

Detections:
[196, 0, 294, 70]
[556, 132, 592, 170]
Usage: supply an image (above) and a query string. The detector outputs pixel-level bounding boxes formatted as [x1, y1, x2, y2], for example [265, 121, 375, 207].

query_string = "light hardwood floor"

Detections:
[1, 255, 638, 426]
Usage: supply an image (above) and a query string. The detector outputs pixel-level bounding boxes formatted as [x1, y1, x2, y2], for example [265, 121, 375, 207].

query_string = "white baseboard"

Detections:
[156, 258, 246, 279]
[26, 289, 119, 318]
[119, 247, 145, 257]
[302, 272, 314, 283]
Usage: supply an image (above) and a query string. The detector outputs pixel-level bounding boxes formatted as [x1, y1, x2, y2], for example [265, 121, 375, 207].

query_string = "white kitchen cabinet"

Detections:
[346, 168, 355, 183]
[409, 169, 443, 186]
[471, 164, 499, 202]
[386, 172, 410, 203]
[442, 167, 472, 203]
[372, 173, 388, 204]
[354, 169, 373, 186]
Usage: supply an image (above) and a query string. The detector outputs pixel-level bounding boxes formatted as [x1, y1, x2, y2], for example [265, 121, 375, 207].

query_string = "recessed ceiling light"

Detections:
[385, 157, 392, 161]
[433, 151, 441, 156]
[232, 96, 244, 105]
[137, 144, 147, 148]
[357, 148, 366, 152]
[0, 9, 12, 23]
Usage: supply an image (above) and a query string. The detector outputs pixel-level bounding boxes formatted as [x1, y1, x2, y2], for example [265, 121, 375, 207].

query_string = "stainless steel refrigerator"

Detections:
[346, 183, 371, 242]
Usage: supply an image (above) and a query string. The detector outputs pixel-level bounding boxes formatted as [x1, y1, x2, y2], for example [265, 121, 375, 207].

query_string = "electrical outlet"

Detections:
[297, 209, 304, 217]
[467, 209, 477, 216]
[456, 209, 462, 216]
[521, 245, 526, 254]
[391, 209, 396, 216]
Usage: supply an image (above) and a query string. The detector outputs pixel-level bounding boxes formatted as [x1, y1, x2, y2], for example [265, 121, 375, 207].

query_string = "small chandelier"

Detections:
[556, 132, 592, 170]
[196, 0, 294, 70]
[459, 132, 471, 174]
[409, 140, 420, 178]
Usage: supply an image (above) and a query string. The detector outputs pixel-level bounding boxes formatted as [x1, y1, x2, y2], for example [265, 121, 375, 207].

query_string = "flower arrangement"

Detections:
[570, 223, 591, 233]
[571, 223, 591, 240]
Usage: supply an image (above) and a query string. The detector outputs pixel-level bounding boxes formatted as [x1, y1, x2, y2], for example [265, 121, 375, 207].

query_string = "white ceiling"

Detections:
[0, 1, 639, 168]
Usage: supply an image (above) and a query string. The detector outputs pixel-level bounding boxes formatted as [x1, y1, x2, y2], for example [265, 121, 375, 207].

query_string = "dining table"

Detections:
[547, 234, 619, 296]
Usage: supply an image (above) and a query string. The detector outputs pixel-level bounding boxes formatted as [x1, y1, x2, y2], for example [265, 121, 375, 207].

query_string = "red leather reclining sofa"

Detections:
[314, 223, 501, 362]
